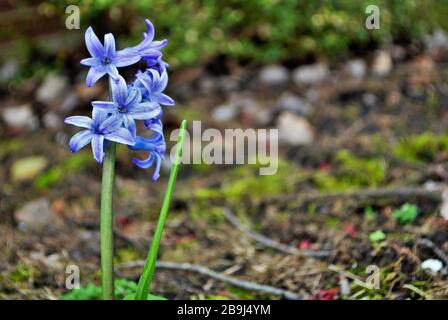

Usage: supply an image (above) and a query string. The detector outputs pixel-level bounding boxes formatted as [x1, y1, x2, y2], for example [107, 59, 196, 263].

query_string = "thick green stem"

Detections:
[100, 142, 116, 300]
[135, 120, 187, 300]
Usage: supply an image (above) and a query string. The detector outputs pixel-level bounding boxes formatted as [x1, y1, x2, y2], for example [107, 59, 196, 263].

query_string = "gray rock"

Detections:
[212, 103, 239, 122]
[424, 29, 448, 53]
[259, 65, 289, 86]
[276, 92, 312, 116]
[344, 59, 366, 78]
[292, 63, 329, 85]
[43, 112, 62, 129]
[60, 92, 79, 114]
[36, 74, 69, 105]
[277, 112, 314, 146]
[372, 50, 392, 77]
[1, 104, 38, 131]
[362, 93, 377, 107]
[15, 198, 54, 232]
[0, 60, 18, 82]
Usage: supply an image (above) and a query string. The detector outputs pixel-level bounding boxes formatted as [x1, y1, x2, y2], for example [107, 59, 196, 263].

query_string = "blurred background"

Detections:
[1, 0, 448, 300]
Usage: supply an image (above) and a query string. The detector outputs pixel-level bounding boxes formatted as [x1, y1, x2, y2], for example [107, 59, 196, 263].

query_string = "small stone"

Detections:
[43, 112, 62, 129]
[277, 112, 314, 146]
[36, 74, 69, 105]
[372, 50, 392, 77]
[362, 93, 377, 107]
[1, 104, 38, 131]
[14, 198, 53, 232]
[212, 103, 239, 122]
[60, 92, 79, 114]
[421, 259, 443, 273]
[292, 62, 329, 85]
[0, 60, 18, 82]
[276, 92, 312, 116]
[344, 59, 366, 78]
[259, 65, 289, 86]
[424, 29, 448, 53]
[11, 156, 48, 182]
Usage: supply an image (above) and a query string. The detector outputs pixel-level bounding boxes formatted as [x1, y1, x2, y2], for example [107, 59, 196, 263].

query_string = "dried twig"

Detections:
[222, 208, 331, 258]
[117, 261, 301, 300]
[268, 186, 443, 206]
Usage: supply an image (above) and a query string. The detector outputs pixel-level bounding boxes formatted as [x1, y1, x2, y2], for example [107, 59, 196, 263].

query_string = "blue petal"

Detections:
[69, 130, 93, 153]
[85, 27, 104, 58]
[152, 93, 175, 106]
[91, 134, 105, 163]
[143, 19, 155, 43]
[114, 49, 141, 67]
[122, 115, 137, 137]
[111, 75, 128, 105]
[132, 153, 155, 168]
[91, 101, 117, 112]
[64, 116, 93, 129]
[86, 66, 107, 87]
[125, 87, 142, 108]
[99, 113, 122, 134]
[80, 57, 100, 67]
[149, 39, 168, 51]
[104, 33, 116, 58]
[153, 69, 168, 93]
[104, 127, 135, 146]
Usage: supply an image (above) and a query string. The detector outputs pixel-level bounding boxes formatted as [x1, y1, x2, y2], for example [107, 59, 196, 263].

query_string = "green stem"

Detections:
[135, 120, 187, 300]
[100, 142, 116, 300]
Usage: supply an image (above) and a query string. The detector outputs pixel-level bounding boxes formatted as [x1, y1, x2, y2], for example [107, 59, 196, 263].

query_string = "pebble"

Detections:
[212, 103, 239, 122]
[421, 259, 443, 273]
[259, 64, 289, 86]
[0, 60, 18, 82]
[1, 104, 38, 131]
[14, 198, 54, 232]
[276, 92, 312, 116]
[344, 59, 367, 78]
[11, 156, 48, 182]
[292, 62, 329, 85]
[36, 74, 69, 105]
[372, 50, 393, 77]
[43, 112, 62, 129]
[277, 112, 314, 146]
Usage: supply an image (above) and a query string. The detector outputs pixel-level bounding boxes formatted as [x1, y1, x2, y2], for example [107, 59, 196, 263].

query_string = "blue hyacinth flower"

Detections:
[135, 69, 175, 106]
[65, 110, 135, 163]
[91, 75, 161, 137]
[80, 27, 141, 87]
[128, 120, 166, 181]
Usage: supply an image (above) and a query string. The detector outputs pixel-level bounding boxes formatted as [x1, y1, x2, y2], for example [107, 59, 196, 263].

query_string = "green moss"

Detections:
[313, 150, 387, 191]
[34, 152, 95, 189]
[194, 161, 300, 202]
[115, 248, 142, 263]
[9, 264, 35, 283]
[0, 139, 24, 160]
[60, 279, 138, 300]
[394, 132, 448, 163]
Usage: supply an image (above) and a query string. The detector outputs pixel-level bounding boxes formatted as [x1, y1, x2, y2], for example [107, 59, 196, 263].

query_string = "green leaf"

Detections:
[392, 203, 419, 225]
[369, 230, 386, 243]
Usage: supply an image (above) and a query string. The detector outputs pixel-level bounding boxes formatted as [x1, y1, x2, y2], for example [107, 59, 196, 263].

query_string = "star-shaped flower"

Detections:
[91, 75, 161, 136]
[80, 27, 141, 87]
[65, 110, 135, 163]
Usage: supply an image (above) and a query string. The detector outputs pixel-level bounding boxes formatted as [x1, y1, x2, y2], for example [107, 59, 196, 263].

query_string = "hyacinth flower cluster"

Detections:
[64, 19, 186, 300]
[65, 19, 174, 181]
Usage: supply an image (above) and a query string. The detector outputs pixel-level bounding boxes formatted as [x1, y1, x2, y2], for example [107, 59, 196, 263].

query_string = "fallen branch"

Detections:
[222, 208, 331, 258]
[117, 261, 301, 300]
[268, 186, 443, 206]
